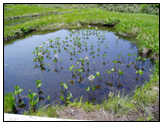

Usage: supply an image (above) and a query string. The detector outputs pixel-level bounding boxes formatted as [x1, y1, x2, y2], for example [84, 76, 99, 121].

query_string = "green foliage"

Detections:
[14, 86, 23, 95]
[66, 96, 83, 108]
[47, 95, 51, 100]
[4, 92, 16, 113]
[28, 92, 39, 106]
[59, 95, 64, 101]
[66, 92, 73, 100]
[118, 69, 124, 75]
[113, 60, 117, 64]
[36, 79, 42, 88]
[136, 69, 143, 75]
[96, 71, 101, 77]
[105, 70, 111, 74]
[134, 79, 158, 106]
[127, 53, 131, 57]
[85, 86, 90, 91]
[69, 65, 75, 71]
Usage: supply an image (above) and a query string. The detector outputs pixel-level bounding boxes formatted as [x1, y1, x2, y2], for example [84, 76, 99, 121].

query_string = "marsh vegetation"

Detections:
[4, 4, 159, 121]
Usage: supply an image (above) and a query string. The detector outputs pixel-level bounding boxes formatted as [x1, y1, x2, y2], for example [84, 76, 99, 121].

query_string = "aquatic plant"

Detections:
[59, 81, 73, 103]
[132, 53, 136, 57]
[53, 60, 56, 64]
[14, 86, 23, 96]
[85, 86, 90, 91]
[54, 53, 58, 59]
[113, 60, 117, 67]
[66, 92, 73, 101]
[47, 95, 51, 103]
[69, 65, 75, 76]
[38, 52, 43, 57]
[118, 69, 124, 75]
[85, 55, 89, 61]
[39, 44, 43, 48]
[136, 69, 143, 75]
[28, 91, 39, 112]
[88, 74, 96, 83]
[60, 59, 62, 66]
[33, 57, 37, 62]
[111, 68, 115, 72]
[36, 79, 42, 88]
[143, 58, 146, 61]
[92, 86, 97, 91]
[96, 71, 101, 77]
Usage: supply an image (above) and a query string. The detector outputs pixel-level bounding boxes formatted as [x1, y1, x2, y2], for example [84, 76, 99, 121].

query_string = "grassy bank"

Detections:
[4, 8, 159, 56]
[4, 5, 159, 121]
[4, 4, 75, 20]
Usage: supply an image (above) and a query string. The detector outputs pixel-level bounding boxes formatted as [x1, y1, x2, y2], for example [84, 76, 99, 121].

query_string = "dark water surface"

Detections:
[4, 27, 154, 108]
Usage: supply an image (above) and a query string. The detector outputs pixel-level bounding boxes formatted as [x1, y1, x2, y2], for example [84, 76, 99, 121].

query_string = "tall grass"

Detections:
[4, 92, 16, 113]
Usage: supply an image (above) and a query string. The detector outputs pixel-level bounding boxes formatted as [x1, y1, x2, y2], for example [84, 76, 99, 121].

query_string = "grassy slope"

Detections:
[4, 5, 159, 121]
[4, 5, 55, 18]
[4, 8, 159, 54]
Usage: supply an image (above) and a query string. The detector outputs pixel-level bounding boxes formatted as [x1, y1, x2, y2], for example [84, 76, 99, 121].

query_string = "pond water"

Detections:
[4, 27, 154, 109]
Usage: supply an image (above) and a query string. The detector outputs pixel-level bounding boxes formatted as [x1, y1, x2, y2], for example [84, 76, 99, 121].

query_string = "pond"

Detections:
[4, 26, 154, 110]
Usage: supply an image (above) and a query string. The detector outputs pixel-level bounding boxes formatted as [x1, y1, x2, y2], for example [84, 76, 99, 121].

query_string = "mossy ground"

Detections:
[4, 4, 159, 121]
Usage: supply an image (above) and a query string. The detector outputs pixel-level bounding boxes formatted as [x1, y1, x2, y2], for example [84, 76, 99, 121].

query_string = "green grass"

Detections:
[4, 92, 16, 113]
[4, 4, 56, 19]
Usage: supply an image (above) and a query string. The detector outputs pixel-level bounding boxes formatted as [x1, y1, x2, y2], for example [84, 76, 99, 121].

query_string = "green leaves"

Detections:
[138, 56, 141, 60]
[118, 69, 124, 75]
[105, 70, 111, 74]
[127, 53, 131, 57]
[33, 57, 37, 61]
[60, 81, 69, 89]
[63, 84, 69, 89]
[143, 58, 146, 61]
[69, 65, 75, 71]
[66, 92, 73, 100]
[96, 71, 101, 77]
[60, 81, 64, 85]
[92, 86, 97, 91]
[47, 95, 51, 100]
[132, 53, 136, 57]
[135, 57, 138, 61]
[78, 68, 82, 72]
[54, 50, 57, 54]
[85, 86, 90, 91]
[14, 86, 23, 95]
[28, 92, 37, 99]
[111, 68, 115, 71]
[29, 97, 39, 106]
[36, 79, 42, 88]
[60, 95, 64, 101]
[53, 59, 56, 63]
[113, 60, 117, 64]
[76, 61, 79, 65]
[136, 69, 143, 75]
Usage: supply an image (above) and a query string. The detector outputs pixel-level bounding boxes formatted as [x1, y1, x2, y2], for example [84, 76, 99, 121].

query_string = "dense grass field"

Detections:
[4, 4, 159, 121]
